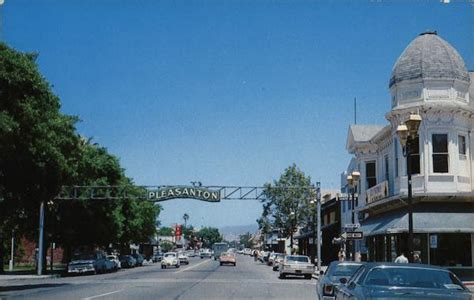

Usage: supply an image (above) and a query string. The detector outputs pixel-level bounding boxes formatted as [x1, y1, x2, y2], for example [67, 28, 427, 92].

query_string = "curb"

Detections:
[0, 274, 60, 281]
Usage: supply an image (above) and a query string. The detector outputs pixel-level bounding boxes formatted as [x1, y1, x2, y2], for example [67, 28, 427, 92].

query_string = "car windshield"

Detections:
[165, 253, 176, 258]
[286, 256, 309, 263]
[275, 254, 285, 259]
[72, 253, 95, 260]
[365, 267, 466, 290]
[330, 264, 362, 277]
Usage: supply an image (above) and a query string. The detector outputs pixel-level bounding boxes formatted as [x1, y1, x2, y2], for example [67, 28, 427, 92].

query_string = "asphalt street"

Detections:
[0, 255, 316, 300]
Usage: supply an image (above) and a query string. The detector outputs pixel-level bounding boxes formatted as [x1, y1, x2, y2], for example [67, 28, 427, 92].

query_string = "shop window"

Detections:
[409, 137, 420, 175]
[394, 140, 399, 177]
[329, 211, 335, 224]
[458, 135, 466, 158]
[432, 134, 449, 173]
[366, 161, 376, 188]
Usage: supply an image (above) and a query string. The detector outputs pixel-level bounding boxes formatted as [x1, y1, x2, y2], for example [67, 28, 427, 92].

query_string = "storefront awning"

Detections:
[359, 211, 474, 236]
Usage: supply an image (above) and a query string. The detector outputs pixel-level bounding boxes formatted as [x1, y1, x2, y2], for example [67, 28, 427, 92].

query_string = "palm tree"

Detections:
[183, 213, 189, 229]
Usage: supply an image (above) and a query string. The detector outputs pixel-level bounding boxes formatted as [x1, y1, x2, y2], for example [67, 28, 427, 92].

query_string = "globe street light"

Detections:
[396, 113, 422, 262]
[346, 171, 360, 261]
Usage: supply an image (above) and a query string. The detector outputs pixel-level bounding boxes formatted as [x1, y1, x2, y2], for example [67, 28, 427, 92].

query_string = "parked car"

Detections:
[200, 249, 212, 259]
[161, 252, 180, 269]
[279, 255, 314, 280]
[178, 252, 190, 265]
[186, 250, 196, 257]
[219, 252, 236, 266]
[67, 251, 108, 275]
[132, 253, 145, 266]
[315, 261, 363, 300]
[336, 262, 472, 300]
[106, 254, 122, 270]
[272, 253, 286, 271]
[152, 252, 164, 263]
[119, 255, 137, 268]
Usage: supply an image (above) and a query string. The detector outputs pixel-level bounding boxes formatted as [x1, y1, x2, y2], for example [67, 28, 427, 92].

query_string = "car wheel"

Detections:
[279, 273, 285, 279]
[233, 263, 236, 266]
[305, 274, 311, 280]
[220, 262, 223, 266]
[272, 266, 277, 271]
[176, 264, 180, 268]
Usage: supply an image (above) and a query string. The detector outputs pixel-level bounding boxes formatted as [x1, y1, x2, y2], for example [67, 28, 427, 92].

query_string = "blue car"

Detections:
[316, 261, 364, 300]
[336, 262, 472, 300]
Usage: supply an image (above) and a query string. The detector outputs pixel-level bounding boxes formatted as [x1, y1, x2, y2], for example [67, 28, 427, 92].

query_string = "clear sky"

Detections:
[2, 0, 472, 229]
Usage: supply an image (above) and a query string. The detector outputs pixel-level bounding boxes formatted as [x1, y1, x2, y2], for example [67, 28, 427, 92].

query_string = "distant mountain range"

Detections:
[220, 224, 259, 241]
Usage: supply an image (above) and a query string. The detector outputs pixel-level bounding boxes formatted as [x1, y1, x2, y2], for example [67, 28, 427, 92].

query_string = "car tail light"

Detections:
[323, 284, 334, 296]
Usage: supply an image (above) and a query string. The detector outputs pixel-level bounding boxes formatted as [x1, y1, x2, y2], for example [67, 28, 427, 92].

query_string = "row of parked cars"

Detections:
[67, 251, 147, 275]
[316, 261, 472, 300]
[244, 250, 314, 280]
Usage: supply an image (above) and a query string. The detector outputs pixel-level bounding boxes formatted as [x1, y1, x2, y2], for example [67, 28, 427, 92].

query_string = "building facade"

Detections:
[344, 32, 474, 269]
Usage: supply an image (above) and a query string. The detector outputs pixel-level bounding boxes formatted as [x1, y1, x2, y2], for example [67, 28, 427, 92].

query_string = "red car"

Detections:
[219, 252, 236, 266]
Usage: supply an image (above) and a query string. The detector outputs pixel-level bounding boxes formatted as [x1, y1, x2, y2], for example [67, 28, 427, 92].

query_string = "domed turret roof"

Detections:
[389, 31, 470, 88]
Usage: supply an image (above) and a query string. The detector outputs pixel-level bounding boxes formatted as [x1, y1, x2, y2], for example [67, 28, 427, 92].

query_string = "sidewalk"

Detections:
[0, 274, 57, 281]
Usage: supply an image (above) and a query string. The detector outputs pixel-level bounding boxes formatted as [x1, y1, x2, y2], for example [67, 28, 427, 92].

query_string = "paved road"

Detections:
[0, 255, 316, 299]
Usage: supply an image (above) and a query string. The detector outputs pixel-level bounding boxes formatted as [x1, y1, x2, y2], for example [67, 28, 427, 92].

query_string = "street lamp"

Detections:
[346, 171, 360, 261]
[396, 113, 422, 262]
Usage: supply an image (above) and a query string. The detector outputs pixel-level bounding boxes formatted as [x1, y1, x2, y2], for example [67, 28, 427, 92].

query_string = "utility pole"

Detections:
[37, 201, 45, 275]
[9, 229, 14, 271]
[316, 182, 321, 272]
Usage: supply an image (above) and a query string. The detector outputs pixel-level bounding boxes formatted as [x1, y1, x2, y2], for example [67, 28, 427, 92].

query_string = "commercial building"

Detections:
[343, 31, 474, 270]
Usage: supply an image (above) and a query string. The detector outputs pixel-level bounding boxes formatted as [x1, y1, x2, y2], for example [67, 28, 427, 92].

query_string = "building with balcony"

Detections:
[344, 31, 474, 269]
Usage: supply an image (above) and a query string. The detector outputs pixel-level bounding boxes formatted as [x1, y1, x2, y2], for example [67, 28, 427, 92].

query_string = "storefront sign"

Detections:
[148, 186, 221, 202]
[366, 181, 389, 204]
[430, 234, 438, 249]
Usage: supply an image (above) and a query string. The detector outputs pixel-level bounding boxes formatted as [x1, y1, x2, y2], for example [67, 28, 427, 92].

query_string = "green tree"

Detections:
[158, 227, 174, 236]
[196, 227, 222, 248]
[239, 232, 255, 249]
[258, 164, 314, 251]
[0, 43, 81, 272]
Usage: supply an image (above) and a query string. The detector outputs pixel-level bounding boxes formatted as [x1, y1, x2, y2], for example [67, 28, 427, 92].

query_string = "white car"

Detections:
[178, 252, 189, 265]
[279, 255, 314, 279]
[106, 255, 121, 269]
[161, 252, 180, 269]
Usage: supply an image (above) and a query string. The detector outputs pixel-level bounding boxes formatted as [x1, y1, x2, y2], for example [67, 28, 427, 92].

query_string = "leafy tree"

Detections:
[239, 232, 255, 249]
[158, 227, 174, 236]
[196, 227, 223, 248]
[160, 241, 174, 252]
[258, 164, 314, 251]
[0, 43, 161, 270]
[0, 43, 80, 272]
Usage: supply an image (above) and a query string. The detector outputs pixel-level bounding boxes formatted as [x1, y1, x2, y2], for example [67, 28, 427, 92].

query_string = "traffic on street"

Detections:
[0, 253, 317, 300]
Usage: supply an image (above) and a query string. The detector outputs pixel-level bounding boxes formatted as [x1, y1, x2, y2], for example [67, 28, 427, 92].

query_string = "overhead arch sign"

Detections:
[147, 186, 221, 202]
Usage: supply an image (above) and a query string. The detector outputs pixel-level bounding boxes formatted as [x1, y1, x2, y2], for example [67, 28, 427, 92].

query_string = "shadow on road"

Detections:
[0, 283, 69, 292]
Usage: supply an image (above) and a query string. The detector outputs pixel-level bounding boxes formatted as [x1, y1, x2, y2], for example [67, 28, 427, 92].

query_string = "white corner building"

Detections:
[344, 31, 474, 268]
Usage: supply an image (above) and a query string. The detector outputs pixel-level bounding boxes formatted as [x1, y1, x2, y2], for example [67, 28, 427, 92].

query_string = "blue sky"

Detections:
[2, 0, 472, 229]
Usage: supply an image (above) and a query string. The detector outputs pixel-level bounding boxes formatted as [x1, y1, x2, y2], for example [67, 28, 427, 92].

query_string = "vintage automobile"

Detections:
[178, 252, 190, 265]
[119, 255, 137, 268]
[200, 248, 212, 259]
[336, 263, 472, 300]
[219, 252, 236, 266]
[132, 253, 145, 266]
[271, 253, 286, 271]
[67, 251, 108, 275]
[161, 252, 180, 269]
[279, 255, 314, 280]
[315, 261, 363, 300]
[152, 252, 164, 263]
[106, 254, 121, 270]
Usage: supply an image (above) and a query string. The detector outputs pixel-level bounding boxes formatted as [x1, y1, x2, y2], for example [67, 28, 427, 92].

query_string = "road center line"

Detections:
[81, 289, 123, 300]
[176, 258, 213, 273]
